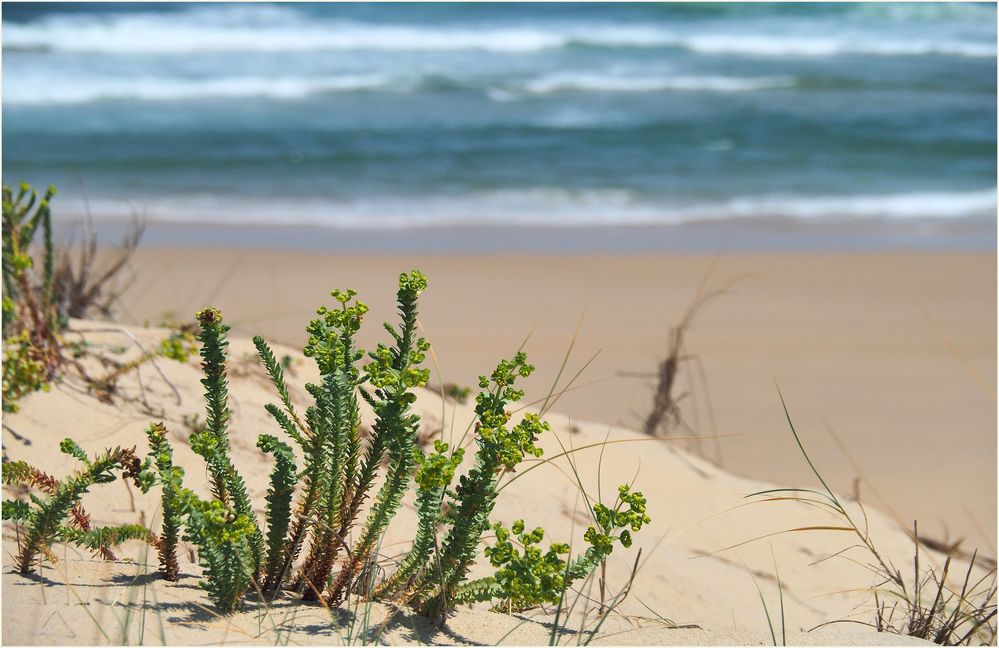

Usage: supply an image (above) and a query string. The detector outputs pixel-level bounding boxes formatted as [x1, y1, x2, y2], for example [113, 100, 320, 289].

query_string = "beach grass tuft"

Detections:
[742, 387, 997, 646]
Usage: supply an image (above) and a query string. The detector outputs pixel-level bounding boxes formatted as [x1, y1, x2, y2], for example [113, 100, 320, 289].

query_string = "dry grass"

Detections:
[53, 215, 144, 321]
[743, 389, 997, 646]
[618, 266, 745, 464]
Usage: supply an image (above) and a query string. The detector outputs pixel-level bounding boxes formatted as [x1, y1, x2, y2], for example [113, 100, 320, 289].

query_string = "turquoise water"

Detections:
[2, 3, 996, 239]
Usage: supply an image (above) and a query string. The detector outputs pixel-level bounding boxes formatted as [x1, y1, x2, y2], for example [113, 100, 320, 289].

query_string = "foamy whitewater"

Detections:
[2, 2, 996, 242]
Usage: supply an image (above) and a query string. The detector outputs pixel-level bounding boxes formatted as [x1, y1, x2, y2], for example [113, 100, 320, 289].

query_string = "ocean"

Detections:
[2, 2, 996, 248]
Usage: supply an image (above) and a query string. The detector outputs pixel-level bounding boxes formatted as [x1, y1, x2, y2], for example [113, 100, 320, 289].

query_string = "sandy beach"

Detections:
[112, 247, 996, 549]
[4, 4, 995, 643]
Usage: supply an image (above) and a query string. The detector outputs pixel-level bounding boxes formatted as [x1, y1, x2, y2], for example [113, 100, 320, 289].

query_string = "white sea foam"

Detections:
[64, 188, 998, 229]
[4, 7, 994, 58]
[3, 74, 393, 104]
[3, 10, 565, 54]
[679, 189, 999, 223]
[683, 34, 996, 59]
[516, 72, 795, 95]
[4, 69, 795, 105]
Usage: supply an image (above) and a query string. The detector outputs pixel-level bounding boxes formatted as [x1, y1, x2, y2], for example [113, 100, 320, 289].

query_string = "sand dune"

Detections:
[2, 320, 979, 645]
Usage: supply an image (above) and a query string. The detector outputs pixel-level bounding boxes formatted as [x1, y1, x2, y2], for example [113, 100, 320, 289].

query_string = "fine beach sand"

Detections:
[2, 248, 994, 645]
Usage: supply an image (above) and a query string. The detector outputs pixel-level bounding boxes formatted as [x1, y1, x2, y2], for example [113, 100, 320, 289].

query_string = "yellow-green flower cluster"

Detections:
[396, 269, 428, 302]
[187, 498, 255, 544]
[189, 428, 221, 459]
[486, 519, 571, 607]
[304, 289, 368, 374]
[585, 484, 651, 552]
[415, 440, 464, 490]
[488, 412, 548, 471]
[472, 352, 547, 471]
[477, 351, 534, 392]
[364, 336, 430, 392]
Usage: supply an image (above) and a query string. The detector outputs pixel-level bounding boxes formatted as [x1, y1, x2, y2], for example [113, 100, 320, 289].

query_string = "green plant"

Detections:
[325, 272, 431, 605]
[140, 418, 264, 611]
[129, 304, 326, 610]
[2, 439, 149, 573]
[129, 274, 431, 611]
[569, 486, 651, 579]
[249, 272, 433, 603]
[195, 307, 264, 572]
[252, 334, 314, 594]
[3, 460, 119, 562]
[133, 309, 272, 611]
[140, 422, 184, 581]
[371, 439, 464, 599]
[286, 286, 371, 601]
[477, 520, 571, 610]
[400, 353, 550, 617]
[452, 484, 651, 612]
[257, 434, 297, 594]
[129, 286, 384, 610]
[163, 307, 264, 610]
[2, 331, 51, 411]
[2, 181, 181, 413]
[2, 183, 60, 411]
[118, 269, 651, 620]
[180, 488, 258, 612]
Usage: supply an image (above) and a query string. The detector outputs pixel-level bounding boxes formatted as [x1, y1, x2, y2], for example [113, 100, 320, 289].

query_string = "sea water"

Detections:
[2, 2, 996, 247]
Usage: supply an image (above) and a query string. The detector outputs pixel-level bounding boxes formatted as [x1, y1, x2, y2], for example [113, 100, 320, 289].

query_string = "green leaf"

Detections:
[3, 499, 30, 521]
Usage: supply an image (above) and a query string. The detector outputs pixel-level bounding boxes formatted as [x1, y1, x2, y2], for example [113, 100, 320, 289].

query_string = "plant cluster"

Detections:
[6, 268, 651, 622]
[137, 274, 438, 612]
[137, 272, 650, 616]
[2, 183, 61, 411]
[454, 484, 651, 612]
[2, 181, 189, 413]
[369, 352, 551, 616]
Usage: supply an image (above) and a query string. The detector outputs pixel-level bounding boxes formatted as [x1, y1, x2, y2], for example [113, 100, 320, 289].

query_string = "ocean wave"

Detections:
[3, 74, 394, 104]
[511, 72, 796, 96]
[4, 7, 994, 58]
[5, 69, 798, 105]
[65, 188, 998, 229]
[3, 11, 567, 54]
[681, 189, 999, 222]
[682, 34, 996, 59]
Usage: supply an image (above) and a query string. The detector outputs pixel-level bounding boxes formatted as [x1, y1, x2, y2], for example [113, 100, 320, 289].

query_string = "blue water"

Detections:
[2, 2, 996, 234]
